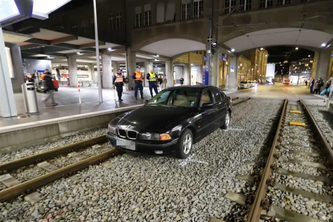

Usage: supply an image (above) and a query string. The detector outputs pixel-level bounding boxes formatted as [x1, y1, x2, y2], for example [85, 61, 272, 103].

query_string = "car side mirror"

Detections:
[202, 103, 214, 108]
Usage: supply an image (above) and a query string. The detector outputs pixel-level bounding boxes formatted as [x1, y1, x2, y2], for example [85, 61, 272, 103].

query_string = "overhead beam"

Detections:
[25, 38, 50, 45]
[51, 36, 78, 45]
[79, 41, 105, 49]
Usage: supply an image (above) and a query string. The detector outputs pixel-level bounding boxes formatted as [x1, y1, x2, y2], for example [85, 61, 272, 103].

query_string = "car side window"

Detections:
[200, 90, 213, 106]
[211, 88, 222, 103]
[148, 91, 171, 105]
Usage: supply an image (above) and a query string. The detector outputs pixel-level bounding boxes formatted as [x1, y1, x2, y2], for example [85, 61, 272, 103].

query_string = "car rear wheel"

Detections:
[177, 129, 193, 159]
[221, 111, 231, 129]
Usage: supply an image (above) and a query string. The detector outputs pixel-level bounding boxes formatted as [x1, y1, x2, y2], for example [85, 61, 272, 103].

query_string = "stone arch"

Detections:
[132, 33, 206, 53]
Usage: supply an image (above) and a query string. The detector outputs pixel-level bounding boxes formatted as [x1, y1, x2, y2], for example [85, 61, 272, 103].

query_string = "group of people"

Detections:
[309, 77, 332, 97]
[113, 67, 167, 102]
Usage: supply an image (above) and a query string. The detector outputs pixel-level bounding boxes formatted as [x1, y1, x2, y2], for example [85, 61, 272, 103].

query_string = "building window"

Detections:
[259, 0, 273, 8]
[193, 0, 203, 18]
[239, 0, 251, 11]
[71, 22, 78, 32]
[224, 0, 236, 13]
[277, 0, 291, 6]
[116, 12, 121, 30]
[135, 6, 142, 28]
[181, 0, 191, 20]
[109, 13, 114, 31]
[144, 4, 151, 26]
[135, 13, 142, 27]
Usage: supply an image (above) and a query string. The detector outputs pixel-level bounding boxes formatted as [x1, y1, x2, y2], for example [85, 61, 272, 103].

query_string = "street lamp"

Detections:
[93, 0, 103, 103]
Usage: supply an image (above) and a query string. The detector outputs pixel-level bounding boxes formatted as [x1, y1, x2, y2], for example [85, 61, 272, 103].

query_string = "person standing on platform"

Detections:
[163, 75, 167, 89]
[147, 69, 158, 97]
[132, 67, 144, 99]
[113, 69, 124, 102]
[180, 76, 184, 85]
[42, 69, 58, 106]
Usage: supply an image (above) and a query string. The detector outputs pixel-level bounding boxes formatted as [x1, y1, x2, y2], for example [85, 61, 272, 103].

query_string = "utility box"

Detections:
[21, 82, 39, 114]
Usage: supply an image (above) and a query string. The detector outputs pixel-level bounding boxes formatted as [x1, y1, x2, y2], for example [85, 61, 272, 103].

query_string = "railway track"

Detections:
[0, 97, 249, 203]
[247, 99, 333, 222]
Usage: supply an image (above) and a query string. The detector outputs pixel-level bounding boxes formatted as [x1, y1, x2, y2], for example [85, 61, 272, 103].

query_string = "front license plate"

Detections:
[116, 139, 136, 151]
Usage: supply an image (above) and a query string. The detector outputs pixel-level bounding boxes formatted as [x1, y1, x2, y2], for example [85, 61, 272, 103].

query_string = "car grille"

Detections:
[117, 128, 138, 140]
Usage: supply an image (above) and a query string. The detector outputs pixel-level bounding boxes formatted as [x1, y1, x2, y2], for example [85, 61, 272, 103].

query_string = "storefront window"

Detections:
[277, 0, 291, 6]
[5, 47, 14, 78]
[259, 0, 273, 8]
[181, 2, 191, 20]
[135, 13, 142, 27]
[109, 13, 114, 31]
[116, 12, 121, 30]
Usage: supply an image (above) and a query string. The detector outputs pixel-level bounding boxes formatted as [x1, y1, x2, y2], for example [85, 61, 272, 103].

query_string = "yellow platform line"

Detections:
[289, 122, 306, 126]
[290, 110, 302, 114]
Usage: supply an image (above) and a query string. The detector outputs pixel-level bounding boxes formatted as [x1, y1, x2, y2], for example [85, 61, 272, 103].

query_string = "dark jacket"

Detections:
[113, 73, 124, 86]
[43, 72, 55, 91]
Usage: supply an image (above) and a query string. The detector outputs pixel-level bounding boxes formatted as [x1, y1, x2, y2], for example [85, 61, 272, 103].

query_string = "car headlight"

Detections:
[140, 132, 172, 141]
[108, 124, 116, 134]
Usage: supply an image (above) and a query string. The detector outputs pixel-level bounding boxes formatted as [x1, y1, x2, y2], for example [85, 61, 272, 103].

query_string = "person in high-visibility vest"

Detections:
[113, 69, 124, 102]
[132, 67, 144, 99]
[146, 69, 158, 97]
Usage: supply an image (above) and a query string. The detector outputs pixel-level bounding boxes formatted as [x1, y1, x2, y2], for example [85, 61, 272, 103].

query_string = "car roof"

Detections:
[166, 85, 213, 90]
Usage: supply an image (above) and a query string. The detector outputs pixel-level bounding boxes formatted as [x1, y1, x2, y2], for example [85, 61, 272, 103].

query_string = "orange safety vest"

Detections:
[115, 74, 123, 83]
[148, 72, 157, 81]
[135, 71, 143, 81]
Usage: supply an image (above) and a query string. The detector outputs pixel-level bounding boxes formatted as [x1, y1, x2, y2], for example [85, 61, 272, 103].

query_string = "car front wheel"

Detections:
[177, 129, 193, 159]
[221, 111, 231, 129]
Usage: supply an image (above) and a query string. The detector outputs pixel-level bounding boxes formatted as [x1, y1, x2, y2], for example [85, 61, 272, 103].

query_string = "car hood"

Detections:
[116, 105, 197, 133]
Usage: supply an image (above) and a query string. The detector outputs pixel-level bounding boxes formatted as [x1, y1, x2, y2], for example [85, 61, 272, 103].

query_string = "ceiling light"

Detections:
[231, 48, 235, 52]
[321, 43, 327, 47]
[77, 52, 82, 55]
[265, 55, 268, 57]
[154, 54, 159, 57]
[227, 50, 231, 53]
[295, 47, 299, 50]
[191, 64, 194, 66]
[107, 47, 112, 51]
[154, 59, 158, 61]
[308, 55, 311, 57]
[260, 47, 264, 50]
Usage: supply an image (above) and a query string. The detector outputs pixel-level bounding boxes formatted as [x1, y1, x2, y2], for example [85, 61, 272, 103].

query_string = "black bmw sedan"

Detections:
[106, 85, 232, 159]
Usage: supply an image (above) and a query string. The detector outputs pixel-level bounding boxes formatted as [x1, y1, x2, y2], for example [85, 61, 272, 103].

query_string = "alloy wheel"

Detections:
[183, 134, 192, 155]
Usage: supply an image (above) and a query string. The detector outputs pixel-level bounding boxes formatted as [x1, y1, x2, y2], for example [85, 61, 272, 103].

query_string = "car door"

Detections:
[195, 88, 217, 139]
[211, 87, 227, 128]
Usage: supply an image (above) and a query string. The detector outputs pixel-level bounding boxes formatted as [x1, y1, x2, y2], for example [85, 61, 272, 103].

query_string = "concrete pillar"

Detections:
[227, 56, 238, 91]
[165, 59, 174, 87]
[102, 54, 112, 88]
[126, 48, 136, 90]
[88, 64, 95, 82]
[0, 28, 17, 117]
[316, 49, 331, 81]
[212, 50, 219, 87]
[184, 64, 190, 85]
[144, 61, 153, 87]
[68, 56, 78, 87]
[188, 53, 192, 85]
[8, 44, 25, 93]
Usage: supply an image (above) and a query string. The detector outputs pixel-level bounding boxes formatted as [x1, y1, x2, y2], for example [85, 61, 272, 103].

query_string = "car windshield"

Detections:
[147, 88, 200, 108]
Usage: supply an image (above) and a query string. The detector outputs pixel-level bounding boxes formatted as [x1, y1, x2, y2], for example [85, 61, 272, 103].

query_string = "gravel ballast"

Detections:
[0, 128, 108, 164]
[0, 99, 283, 221]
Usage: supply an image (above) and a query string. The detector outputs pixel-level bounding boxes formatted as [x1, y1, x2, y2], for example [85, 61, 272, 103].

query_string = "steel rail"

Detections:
[247, 99, 288, 222]
[0, 136, 108, 173]
[0, 148, 122, 202]
[232, 97, 251, 106]
[300, 100, 333, 163]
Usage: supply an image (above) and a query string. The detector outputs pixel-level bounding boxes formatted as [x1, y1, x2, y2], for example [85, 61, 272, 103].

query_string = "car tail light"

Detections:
[160, 134, 171, 141]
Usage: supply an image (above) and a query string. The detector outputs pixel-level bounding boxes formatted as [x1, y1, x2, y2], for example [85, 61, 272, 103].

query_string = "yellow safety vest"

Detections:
[149, 72, 157, 82]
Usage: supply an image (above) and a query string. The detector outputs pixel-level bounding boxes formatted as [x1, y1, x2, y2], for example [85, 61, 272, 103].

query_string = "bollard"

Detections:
[77, 84, 81, 104]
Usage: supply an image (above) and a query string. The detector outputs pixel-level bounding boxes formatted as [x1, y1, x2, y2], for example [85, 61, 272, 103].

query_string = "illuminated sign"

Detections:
[0, 0, 21, 23]
[31, 0, 71, 20]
